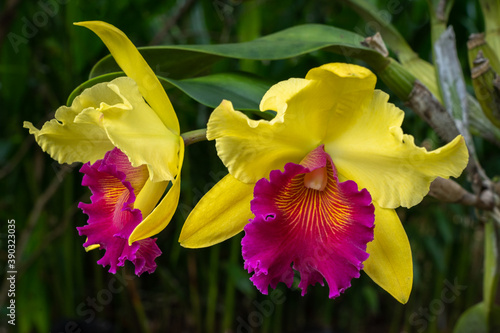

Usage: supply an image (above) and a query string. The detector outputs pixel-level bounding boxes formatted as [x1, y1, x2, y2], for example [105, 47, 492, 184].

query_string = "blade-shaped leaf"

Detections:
[339, 0, 440, 97]
[338, 0, 415, 61]
[160, 72, 272, 111]
[454, 302, 500, 333]
[89, 24, 388, 79]
[484, 220, 499, 316]
[479, 0, 500, 57]
[90, 49, 221, 79]
[66, 72, 124, 105]
[67, 72, 272, 112]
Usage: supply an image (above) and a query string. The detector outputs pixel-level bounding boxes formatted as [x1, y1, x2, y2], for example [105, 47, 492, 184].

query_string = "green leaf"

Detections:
[338, 0, 415, 61]
[159, 72, 272, 111]
[67, 72, 272, 112]
[90, 49, 221, 79]
[89, 24, 388, 79]
[339, 0, 440, 98]
[479, 0, 500, 58]
[454, 302, 500, 333]
[66, 72, 124, 105]
[484, 220, 499, 314]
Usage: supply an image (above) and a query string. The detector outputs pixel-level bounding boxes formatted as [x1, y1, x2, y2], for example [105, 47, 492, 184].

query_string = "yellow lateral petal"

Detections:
[75, 21, 179, 135]
[179, 174, 255, 248]
[268, 63, 376, 138]
[261, 63, 376, 124]
[363, 203, 413, 304]
[100, 77, 179, 182]
[209, 63, 378, 184]
[23, 80, 120, 164]
[259, 78, 311, 123]
[134, 179, 168, 218]
[207, 100, 318, 183]
[128, 139, 185, 244]
[326, 90, 469, 209]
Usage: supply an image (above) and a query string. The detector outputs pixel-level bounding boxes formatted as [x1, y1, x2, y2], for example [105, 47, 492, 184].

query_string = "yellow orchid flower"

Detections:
[23, 21, 184, 275]
[179, 63, 469, 302]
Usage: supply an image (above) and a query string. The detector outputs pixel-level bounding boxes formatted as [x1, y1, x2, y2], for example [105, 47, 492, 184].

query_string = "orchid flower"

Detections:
[23, 21, 184, 275]
[179, 63, 469, 302]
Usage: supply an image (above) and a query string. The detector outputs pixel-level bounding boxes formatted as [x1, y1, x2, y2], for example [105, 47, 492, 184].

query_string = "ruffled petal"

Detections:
[75, 21, 179, 135]
[99, 77, 180, 182]
[77, 148, 161, 275]
[129, 139, 185, 244]
[261, 63, 376, 126]
[131, 238, 162, 275]
[325, 90, 469, 208]
[23, 80, 118, 164]
[179, 174, 255, 248]
[242, 146, 375, 298]
[208, 63, 377, 184]
[207, 100, 318, 184]
[23, 76, 180, 182]
[363, 203, 413, 304]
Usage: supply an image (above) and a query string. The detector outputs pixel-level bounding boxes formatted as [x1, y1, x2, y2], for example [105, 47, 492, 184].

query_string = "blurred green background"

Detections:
[0, 0, 494, 332]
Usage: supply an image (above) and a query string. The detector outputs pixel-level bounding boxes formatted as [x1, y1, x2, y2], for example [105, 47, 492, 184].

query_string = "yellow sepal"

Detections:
[363, 203, 413, 304]
[75, 21, 179, 134]
[179, 174, 254, 248]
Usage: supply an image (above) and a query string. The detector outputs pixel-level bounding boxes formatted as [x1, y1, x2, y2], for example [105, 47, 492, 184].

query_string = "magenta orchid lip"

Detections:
[77, 148, 161, 275]
[242, 145, 375, 298]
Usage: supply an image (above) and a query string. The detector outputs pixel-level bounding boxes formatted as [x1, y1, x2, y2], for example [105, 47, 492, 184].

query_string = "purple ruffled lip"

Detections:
[77, 147, 161, 276]
[242, 145, 375, 298]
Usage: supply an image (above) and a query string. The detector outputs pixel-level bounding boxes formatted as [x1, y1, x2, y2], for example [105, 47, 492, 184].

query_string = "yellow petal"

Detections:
[100, 77, 179, 182]
[326, 90, 469, 209]
[75, 21, 179, 135]
[208, 63, 377, 184]
[23, 81, 118, 164]
[134, 179, 169, 218]
[207, 100, 318, 183]
[363, 203, 412, 304]
[264, 63, 377, 136]
[259, 78, 311, 123]
[261, 63, 376, 122]
[179, 174, 254, 248]
[128, 139, 185, 244]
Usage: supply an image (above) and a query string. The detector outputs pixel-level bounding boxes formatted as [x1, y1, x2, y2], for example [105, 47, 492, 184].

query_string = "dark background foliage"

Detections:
[0, 0, 491, 332]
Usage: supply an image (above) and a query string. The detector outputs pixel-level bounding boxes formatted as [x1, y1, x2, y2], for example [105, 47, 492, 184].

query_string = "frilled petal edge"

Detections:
[23, 80, 118, 165]
[242, 146, 375, 298]
[326, 90, 469, 209]
[207, 100, 318, 184]
[77, 148, 161, 275]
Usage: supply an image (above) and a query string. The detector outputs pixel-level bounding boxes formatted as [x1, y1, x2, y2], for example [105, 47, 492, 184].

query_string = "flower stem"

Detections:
[181, 128, 208, 146]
